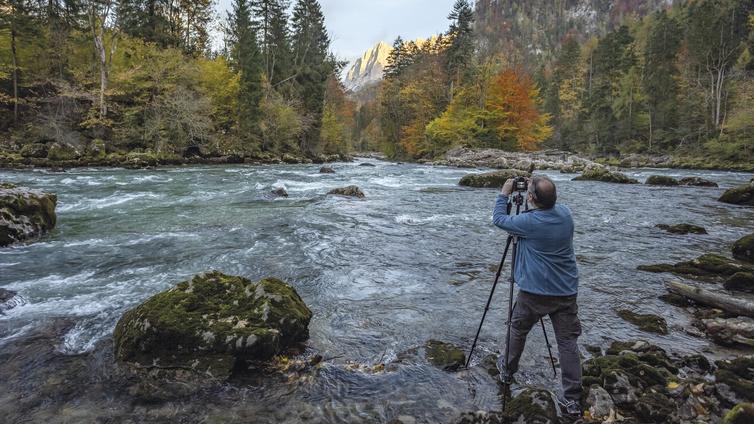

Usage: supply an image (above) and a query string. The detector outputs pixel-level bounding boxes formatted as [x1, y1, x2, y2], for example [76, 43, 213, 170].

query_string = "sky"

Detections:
[215, 0, 459, 62]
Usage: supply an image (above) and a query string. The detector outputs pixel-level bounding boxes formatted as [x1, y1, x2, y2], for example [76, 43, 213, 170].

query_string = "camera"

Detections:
[513, 176, 528, 192]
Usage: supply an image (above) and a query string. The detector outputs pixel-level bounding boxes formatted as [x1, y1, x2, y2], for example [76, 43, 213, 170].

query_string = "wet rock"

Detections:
[605, 340, 656, 355]
[425, 340, 465, 371]
[586, 384, 615, 420]
[572, 166, 639, 184]
[0, 183, 57, 247]
[113, 271, 313, 379]
[659, 293, 692, 307]
[506, 388, 558, 424]
[719, 184, 754, 206]
[271, 187, 288, 198]
[724, 272, 754, 293]
[645, 175, 679, 186]
[602, 369, 639, 405]
[46, 142, 79, 161]
[319, 166, 335, 174]
[616, 310, 668, 334]
[679, 354, 711, 374]
[456, 411, 505, 424]
[703, 317, 754, 347]
[282, 153, 303, 164]
[20, 143, 49, 158]
[585, 344, 602, 357]
[679, 176, 718, 187]
[722, 403, 754, 424]
[715, 356, 754, 403]
[732, 234, 754, 264]
[656, 223, 707, 235]
[458, 169, 530, 188]
[0, 288, 18, 313]
[638, 254, 753, 280]
[635, 391, 674, 422]
[480, 353, 500, 377]
[359, 162, 376, 167]
[327, 185, 365, 198]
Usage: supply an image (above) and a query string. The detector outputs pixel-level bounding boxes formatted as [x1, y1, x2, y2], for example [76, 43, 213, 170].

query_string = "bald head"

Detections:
[529, 176, 557, 209]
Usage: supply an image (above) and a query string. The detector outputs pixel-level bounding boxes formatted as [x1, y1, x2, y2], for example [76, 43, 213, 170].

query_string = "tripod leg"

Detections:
[502, 236, 519, 413]
[540, 318, 557, 378]
[465, 236, 513, 368]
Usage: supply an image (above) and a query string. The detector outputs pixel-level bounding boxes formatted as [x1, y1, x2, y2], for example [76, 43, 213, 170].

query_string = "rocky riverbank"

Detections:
[0, 183, 57, 246]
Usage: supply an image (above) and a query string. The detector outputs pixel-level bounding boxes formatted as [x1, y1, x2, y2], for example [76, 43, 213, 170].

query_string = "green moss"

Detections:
[635, 392, 674, 423]
[506, 388, 558, 423]
[572, 167, 638, 184]
[458, 169, 530, 188]
[719, 184, 754, 206]
[616, 310, 668, 335]
[645, 175, 679, 186]
[732, 234, 754, 264]
[19, 143, 49, 158]
[327, 185, 365, 198]
[46, 143, 79, 161]
[638, 254, 752, 279]
[678, 177, 719, 187]
[723, 403, 754, 424]
[424, 340, 465, 371]
[113, 271, 312, 378]
[656, 223, 707, 235]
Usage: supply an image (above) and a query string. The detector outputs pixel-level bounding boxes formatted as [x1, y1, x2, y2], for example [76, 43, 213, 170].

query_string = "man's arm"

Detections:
[492, 194, 533, 236]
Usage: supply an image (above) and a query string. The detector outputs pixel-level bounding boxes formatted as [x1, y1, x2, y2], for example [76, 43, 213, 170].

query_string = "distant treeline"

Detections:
[0, 0, 355, 158]
[354, 0, 754, 166]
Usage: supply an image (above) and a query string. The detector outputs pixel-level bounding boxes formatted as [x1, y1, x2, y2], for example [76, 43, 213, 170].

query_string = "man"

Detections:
[492, 175, 582, 415]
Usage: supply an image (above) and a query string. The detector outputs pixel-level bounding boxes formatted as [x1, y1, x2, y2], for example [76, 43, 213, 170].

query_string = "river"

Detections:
[1, 160, 753, 423]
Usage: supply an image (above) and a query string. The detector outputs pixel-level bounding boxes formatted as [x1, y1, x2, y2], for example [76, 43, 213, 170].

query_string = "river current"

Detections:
[1, 160, 753, 422]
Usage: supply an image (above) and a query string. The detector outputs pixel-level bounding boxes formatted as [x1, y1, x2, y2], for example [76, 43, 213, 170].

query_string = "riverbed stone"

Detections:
[635, 391, 675, 423]
[679, 177, 718, 187]
[638, 253, 753, 279]
[271, 187, 288, 198]
[572, 166, 638, 184]
[724, 272, 754, 293]
[732, 234, 754, 264]
[702, 317, 754, 347]
[113, 271, 313, 379]
[586, 385, 615, 420]
[723, 403, 754, 424]
[319, 166, 335, 174]
[656, 223, 707, 235]
[506, 388, 558, 424]
[424, 340, 465, 371]
[359, 162, 376, 167]
[715, 356, 754, 403]
[0, 288, 17, 313]
[0, 183, 57, 247]
[327, 185, 365, 198]
[719, 184, 754, 206]
[645, 175, 679, 186]
[458, 169, 530, 188]
[616, 310, 668, 334]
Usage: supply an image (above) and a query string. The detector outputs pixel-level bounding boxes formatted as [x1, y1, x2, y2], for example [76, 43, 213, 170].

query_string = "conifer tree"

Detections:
[228, 0, 263, 143]
[445, 0, 475, 97]
[252, 0, 292, 85]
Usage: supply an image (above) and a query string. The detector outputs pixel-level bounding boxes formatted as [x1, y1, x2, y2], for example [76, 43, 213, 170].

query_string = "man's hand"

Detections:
[501, 178, 514, 196]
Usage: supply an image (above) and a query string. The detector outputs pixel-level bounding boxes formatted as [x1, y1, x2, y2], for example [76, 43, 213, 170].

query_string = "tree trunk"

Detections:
[89, 6, 109, 119]
[10, 3, 18, 124]
[666, 280, 754, 318]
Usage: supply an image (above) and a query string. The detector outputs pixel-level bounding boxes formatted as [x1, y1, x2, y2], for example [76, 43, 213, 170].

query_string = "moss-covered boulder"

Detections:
[719, 184, 754, 206]
[724, 272, 754, 293]
[0, 183, 57, 247]
[616, 310, 668, 334]
[679, 177, 718, 187]
[327, 185, 365, 198]
[424, 340, 465, 371]
[46, 142, 79, 161]
[113, 271, 313, 379]
[715, 357, 754, 403]
[732, 234, 754, 264]
[635, 391, 674, 423]
[20, 143, 49, 159]
[645, 175, 679, 186]
[506, 388, 558, 424]
[86, 139, 107, 159]
[656, 223, 707, 235]
[638, 254, 753, 280]
[458, 169, 530, 188]
[319, 166, 335, 174]
[723, 403, 754, 424]
[572, 166, 638, 184]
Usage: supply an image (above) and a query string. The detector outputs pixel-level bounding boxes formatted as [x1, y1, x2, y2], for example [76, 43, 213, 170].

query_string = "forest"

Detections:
[0, 0, 354, 160]
[354, 0, 754, 167]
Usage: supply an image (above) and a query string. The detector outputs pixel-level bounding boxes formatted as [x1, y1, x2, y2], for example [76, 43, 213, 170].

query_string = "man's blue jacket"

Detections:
[492, 194, 579, 296]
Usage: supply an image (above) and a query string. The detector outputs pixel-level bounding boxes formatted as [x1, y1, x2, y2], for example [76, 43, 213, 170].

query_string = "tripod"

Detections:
[465, 189, 557, 411]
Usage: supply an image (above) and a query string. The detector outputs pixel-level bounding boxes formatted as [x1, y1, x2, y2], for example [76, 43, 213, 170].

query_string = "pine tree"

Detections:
[228, 0, 263, 143]
[252, 0, 292, 85]
[290, 0, 333, 154]
[383, 36, 406, 79]
[445, 0, 475, 95]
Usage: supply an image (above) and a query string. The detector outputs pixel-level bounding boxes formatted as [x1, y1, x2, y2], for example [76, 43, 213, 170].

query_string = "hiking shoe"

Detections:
[559, 399, 582, 416]
[495, 355, 514, 385]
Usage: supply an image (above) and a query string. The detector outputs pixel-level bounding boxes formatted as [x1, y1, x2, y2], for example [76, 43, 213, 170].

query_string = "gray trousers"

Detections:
[505, 290, 582, 402]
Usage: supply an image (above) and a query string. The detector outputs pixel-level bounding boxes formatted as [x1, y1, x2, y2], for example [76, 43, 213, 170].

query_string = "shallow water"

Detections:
[1, 161, 753, 422]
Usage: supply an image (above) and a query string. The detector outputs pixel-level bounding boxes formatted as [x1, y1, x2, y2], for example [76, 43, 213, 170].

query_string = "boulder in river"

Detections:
[0, 183, 57, 247]
[719, 183, 754, 206]
[572, 166, 638, 184]
[319, 166, 335, 174]
[725, 272, 754, 293]
[656, 223, 707, 235]
[271, 187, 288, 198]
[424, 340, 465, 371]
[701, 317, 754, 347]
[732, 233, 754, 264]
[506, 388, 558, 424]
[679, 177, 718, 187]
[327, 185, 365, 198]
[715, 356, 754, 403]
[113, 271, 313, 379]
[645, 175, 679, 186]
[0, 288, 18, 313]
[359, 162, 376, 167]
[638, 253, 754, 280]
[458, 169, 530, 188]
[616, 309, 668, 334]
[586, 384, 615, 421]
